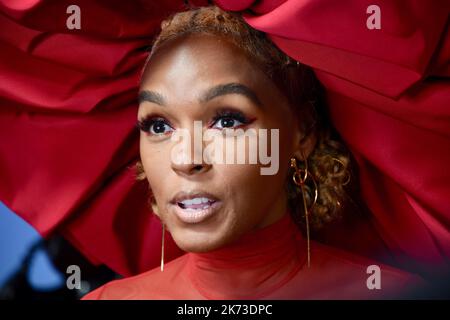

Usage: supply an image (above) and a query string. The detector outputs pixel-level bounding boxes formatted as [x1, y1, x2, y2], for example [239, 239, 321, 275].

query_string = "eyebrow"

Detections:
[138, 82, 263, 107]
[138, 90, 166, 106]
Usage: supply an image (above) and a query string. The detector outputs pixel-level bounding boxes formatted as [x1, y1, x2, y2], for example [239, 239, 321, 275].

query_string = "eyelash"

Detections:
[136, 116, 171, 135]
[136, 109, 254, 136]
[208, 110, 252, 129]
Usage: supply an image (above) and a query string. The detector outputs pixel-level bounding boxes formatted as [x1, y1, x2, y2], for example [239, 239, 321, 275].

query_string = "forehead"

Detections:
[140, 34, 265, 92]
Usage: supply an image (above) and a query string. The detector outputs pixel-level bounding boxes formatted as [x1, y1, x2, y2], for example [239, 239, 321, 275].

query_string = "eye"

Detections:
[213, 117, 243, 129]
[137, 117, 173, 135]
[210, 110, 250, 129]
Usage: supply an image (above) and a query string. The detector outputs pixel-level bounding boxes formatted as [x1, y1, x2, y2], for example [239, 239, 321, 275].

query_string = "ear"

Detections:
[291, 124, 317, 161]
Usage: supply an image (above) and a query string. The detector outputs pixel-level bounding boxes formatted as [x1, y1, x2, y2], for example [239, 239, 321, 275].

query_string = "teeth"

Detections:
[180, 197, 211, 206]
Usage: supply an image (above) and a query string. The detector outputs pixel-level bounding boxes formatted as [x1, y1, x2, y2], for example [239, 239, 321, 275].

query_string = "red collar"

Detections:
[186, 213, 307, 299]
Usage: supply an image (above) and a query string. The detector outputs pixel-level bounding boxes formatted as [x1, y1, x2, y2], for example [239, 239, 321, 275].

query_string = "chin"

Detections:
[171, 229, 229, 253]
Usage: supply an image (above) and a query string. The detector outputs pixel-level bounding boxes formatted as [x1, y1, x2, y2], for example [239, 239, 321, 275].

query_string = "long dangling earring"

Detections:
[290, 156, 318, 268]
[149, 195, 165, 272]
[160, 222, 165, 272]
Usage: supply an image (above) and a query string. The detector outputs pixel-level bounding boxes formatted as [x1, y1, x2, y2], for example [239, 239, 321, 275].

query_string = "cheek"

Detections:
[216, 163, 287, 209]
[139, 139, 171, 196]
[212, 125, 293, 202]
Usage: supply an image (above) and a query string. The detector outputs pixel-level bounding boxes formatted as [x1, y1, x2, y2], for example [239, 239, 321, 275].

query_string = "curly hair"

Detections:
[136, 5, 354, 231]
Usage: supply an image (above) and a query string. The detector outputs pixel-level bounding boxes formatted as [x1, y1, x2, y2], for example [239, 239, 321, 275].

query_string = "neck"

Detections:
[186, 212, 307, 299]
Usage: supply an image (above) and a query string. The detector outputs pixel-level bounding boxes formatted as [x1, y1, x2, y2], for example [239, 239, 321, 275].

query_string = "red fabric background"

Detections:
[0, 0, 448, 278]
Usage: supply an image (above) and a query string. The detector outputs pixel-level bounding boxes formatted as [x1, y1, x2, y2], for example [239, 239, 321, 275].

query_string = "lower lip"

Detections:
[171, 201, 222, 224]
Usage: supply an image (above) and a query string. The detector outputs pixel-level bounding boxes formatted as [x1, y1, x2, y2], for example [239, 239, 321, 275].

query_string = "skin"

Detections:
[138, 33, 315, 253]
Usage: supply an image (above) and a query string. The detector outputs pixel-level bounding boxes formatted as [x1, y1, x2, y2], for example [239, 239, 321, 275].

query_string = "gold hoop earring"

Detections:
[290, 156, 318, 268]
[330, 156, 351, 186]
[160, 222, 165, 272]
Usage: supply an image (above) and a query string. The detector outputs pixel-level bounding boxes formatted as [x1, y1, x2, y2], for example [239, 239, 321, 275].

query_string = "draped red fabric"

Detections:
[215, 0, 450, 276]
[0, 0, 200, 276]
[0, 0, 448, 279]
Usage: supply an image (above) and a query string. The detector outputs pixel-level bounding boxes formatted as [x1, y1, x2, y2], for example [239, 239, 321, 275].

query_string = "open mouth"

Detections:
[177, 197, 217, 210]
[170, 192, 221, 224]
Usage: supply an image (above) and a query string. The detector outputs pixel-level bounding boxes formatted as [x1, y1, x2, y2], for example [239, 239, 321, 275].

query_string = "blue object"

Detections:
[0, 201, 64, 290]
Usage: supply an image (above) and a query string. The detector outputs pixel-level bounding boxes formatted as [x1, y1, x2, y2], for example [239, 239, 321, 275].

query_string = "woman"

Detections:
[83, 6, 423, 300]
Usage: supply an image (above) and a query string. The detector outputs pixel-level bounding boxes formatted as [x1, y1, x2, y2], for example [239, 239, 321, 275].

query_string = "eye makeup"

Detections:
[137, 107, 257, 136]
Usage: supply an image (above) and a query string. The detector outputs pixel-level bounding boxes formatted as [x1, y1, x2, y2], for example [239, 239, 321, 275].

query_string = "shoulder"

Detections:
[301, 242, 426, 299]
[81, 254, 189, 300]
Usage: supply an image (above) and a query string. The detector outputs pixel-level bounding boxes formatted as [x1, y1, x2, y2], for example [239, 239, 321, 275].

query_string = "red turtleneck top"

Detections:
[83, 213, 423, 299]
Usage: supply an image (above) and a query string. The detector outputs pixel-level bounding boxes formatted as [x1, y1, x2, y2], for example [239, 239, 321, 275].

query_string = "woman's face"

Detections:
[138, 33, 307, 252]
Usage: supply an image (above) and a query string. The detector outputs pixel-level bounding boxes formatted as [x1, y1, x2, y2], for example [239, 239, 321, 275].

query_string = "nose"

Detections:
[170, 123, 212, 177]
[171, 162, 211, 177]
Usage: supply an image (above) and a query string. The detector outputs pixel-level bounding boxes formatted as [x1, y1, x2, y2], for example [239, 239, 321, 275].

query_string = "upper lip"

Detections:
[170, 190, 219, 204]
